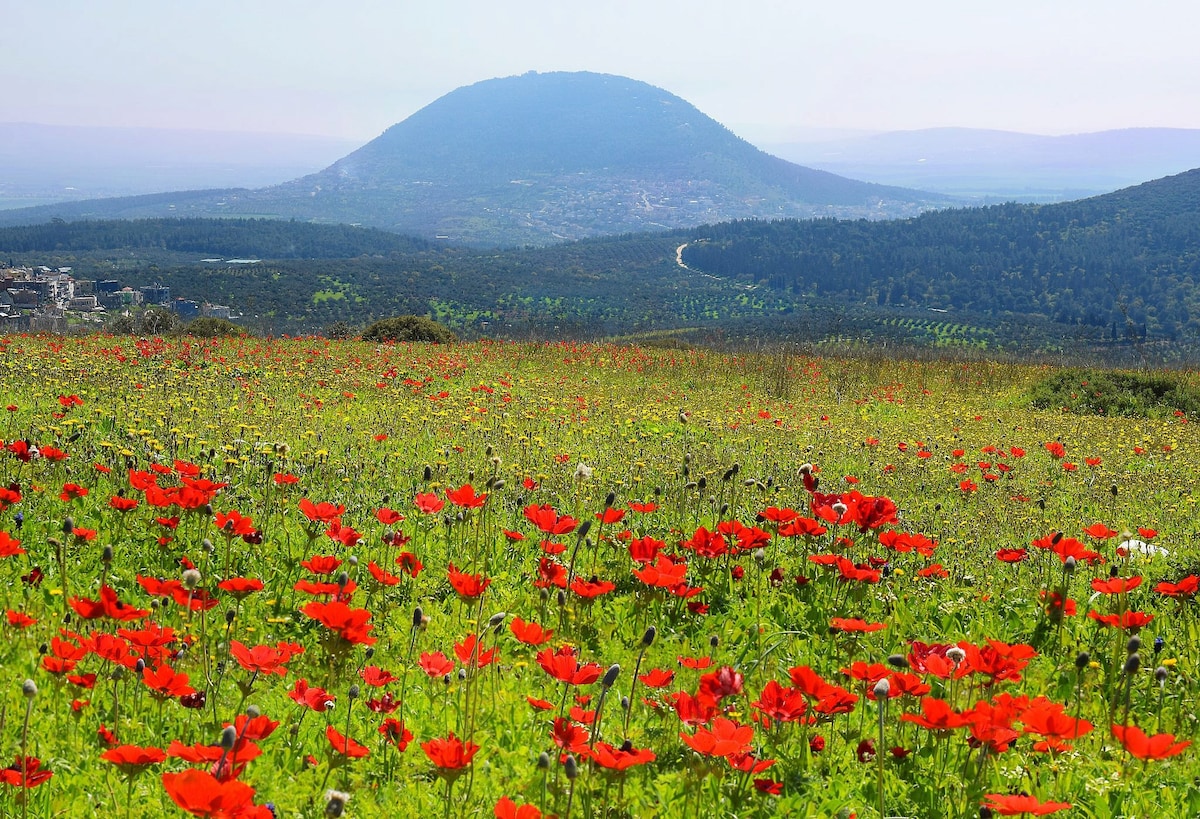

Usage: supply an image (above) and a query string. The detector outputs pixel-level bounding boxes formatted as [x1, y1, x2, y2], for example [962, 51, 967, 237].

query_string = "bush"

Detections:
[106, 306, 180, 336]
[361, 315, 457, 344]
[324, 321, 356, 340]
[185, 317, 247, 338]
[1028, 368, 1200, 418]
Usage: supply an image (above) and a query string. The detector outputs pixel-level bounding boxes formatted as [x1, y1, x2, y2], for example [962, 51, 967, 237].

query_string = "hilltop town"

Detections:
[0, 265, 232, 332]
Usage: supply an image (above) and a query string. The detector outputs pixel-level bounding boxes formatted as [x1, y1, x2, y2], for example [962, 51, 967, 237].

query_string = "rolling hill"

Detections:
[0, 72, 947, 246]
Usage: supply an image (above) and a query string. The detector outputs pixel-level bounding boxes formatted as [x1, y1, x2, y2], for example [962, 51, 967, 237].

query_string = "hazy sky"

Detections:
[7, 0, 1199, 145]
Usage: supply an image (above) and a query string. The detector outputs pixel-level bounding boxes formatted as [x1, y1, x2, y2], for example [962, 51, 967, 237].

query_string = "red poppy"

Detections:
[447, 563, 491, 598]
[379, 718, 413, 750]
[299, 498, 345, 523]
[0, 532, 24, 558]
[830, 617, 886, 633]
[68, 585, 148, 622]
[750, 680, 808, 724]
[217, 577, 264, 597]
[300, 554, 342, 575]
[326, 725, 370, 759]
[680, 718, 754, 758]
[142, 664, 196, 699]
[1087, 610, 1154, 631]
[536, 645, 602, 686]
[494, 796, 543, 819]
[162, 769, 272, 818]
[421, 732, 479, 776]
[60, 483, 89, 501]
[0, 756, 53, 789]
[288, 679, 335, 711]
[445, 483, 488, 509]
[1090, 576, 1142, 594]
[100, 744, 166, 776]
[229, 640, 302, 676]
[901, 697, 971, 732]
[5, 610, 36, 629]
[570, 576, 615, 598]
[982, 794, 1072, 816]
[376, 507, 404, 525]
[454, 633, 499, 669]
[109, 496, 139, 512]
[301, 600, 376, 646]
[509, 617, 554, 646]
[589, 740, 656, 770]
[360, 665, 399, 687]
[638, 668, 675, 688]
[414, 493, 445, 515]
[419, 651, 454, 678]
[214, 509, 256, 538]
[366, 561, 400, 586]
[1082, 522, 1118, 539]
[523, 504, 578, 535]
[1111, 723, 1191, 760]
[395, 552, 424, 577]
[1155, 575, 1199, 597]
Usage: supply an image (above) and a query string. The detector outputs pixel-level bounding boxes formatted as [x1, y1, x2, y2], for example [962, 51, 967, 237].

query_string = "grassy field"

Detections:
[0, 335, 1196, 817]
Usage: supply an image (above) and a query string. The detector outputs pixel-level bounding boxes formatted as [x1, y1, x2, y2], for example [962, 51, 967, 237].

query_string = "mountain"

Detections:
[0, 72, 947, 245]
[0, 123, 359, 209]
[762, 127, 1200, 203]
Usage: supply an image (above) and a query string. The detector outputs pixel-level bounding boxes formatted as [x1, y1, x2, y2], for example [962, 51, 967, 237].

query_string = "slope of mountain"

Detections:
[0, 72, 948, 245]
[0, 123, 359, 208]
[762, 127, 1200, 202]
[681, 168, 1200, 343]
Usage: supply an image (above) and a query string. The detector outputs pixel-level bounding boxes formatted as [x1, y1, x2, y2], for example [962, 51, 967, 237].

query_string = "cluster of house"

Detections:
[0, 266, 232, 332]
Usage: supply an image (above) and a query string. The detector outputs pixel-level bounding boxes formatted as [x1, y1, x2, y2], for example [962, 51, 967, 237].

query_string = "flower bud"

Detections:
[641, 626, 657, 647]
[601, 664, 621, 689]
[21, 679, 37, 699]
[1127, 635, 1141, 655]
[886, 654, 909, 669]
[1155, 666, 1169, 684]
[873, 678, 891, 699]
[1075, 651, 1090, 669]
[564, 754, 578, 780]
[220, 725, 238, 750]
[1123, 653, 1141, 675]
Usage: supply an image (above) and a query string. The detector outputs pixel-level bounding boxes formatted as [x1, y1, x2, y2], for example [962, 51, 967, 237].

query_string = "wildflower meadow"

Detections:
[0, 334, 1197, 818]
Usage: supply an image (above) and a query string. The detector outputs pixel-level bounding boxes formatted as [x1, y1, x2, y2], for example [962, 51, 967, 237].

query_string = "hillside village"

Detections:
[0, 265, 232, 332]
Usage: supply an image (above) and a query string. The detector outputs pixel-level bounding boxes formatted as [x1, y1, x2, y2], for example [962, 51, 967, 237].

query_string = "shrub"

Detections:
[324, 321, 356, 340]
[185, 317, 247, 338]
[361, 315, 457, 344]
[1028, 368, 1200, 418]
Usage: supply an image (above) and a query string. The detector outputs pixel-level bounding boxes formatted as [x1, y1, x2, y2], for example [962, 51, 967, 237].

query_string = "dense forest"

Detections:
[681, 168, 1200, 341]
[0, 217, 429, 258]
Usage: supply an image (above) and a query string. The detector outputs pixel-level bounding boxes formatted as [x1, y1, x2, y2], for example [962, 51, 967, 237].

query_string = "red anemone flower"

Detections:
[1111, 723, 1191, 760]
[326, 725, 370, 759]
[421, 732, 479, 777]
[162, 769, 272, 818]
[447, 563, 492, 598]
[982, 794, 1072, 816]
[445, 483, 488, 509]
[680, 717, 754, 758]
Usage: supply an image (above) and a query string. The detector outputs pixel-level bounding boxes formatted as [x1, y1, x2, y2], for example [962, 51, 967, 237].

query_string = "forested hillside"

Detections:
[682, 169, 1200, 340]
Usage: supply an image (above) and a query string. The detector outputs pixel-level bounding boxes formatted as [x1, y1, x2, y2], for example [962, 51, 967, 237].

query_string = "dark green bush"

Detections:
[361, 315, 457, 344]
[1028, 368, 1200, 418]
[185, 317, 247, 338]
